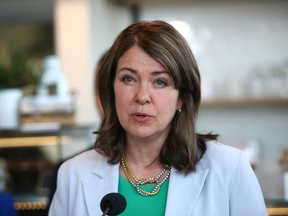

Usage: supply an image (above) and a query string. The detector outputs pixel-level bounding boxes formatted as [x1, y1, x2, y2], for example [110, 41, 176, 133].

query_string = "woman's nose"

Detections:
[135, 83, 151, 105]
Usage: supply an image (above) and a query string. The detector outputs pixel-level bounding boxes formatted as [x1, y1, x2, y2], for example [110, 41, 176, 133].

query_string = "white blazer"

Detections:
[49, 141, 267, 216]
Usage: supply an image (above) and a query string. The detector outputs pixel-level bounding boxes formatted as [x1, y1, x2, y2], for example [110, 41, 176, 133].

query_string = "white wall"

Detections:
[140, 0, 288, 199]
[141, 1, 288, 100]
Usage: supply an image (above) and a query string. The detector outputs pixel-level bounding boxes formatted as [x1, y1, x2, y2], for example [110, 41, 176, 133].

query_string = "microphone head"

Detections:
[100, 192, 127, 215]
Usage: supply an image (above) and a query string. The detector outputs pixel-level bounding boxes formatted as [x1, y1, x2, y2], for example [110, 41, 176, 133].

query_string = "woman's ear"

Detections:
[177, 98, 183, 110]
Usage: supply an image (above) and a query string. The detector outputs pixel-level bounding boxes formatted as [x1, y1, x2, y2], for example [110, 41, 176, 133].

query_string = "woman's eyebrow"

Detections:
[118, 67, 137, 74]
[151, 71, 169, 76]
[118, 67, 169, 76]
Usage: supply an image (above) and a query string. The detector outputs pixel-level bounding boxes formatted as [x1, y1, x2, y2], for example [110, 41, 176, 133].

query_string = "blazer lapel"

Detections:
[79, 153, 208, 215]
[165, 161, 209, 216]
[82, 156, 120, 216]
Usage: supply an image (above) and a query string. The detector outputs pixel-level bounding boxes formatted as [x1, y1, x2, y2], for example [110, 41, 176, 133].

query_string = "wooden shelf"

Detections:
[200, 97, 288, 108]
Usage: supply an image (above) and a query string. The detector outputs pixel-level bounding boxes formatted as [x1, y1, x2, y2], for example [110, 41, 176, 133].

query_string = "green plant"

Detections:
[0, 47, 40, 89]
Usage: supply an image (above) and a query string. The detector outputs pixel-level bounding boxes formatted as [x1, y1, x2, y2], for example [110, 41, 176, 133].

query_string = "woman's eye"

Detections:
[155, 79, 167, 87]
[122, 76, 135, 83]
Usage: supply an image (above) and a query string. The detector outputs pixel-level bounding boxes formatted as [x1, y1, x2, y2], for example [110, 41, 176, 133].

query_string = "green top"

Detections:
[118, 176, 169, 216]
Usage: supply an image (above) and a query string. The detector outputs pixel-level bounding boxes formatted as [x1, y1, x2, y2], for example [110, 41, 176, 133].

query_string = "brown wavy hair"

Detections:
[94, 20, 217, 172]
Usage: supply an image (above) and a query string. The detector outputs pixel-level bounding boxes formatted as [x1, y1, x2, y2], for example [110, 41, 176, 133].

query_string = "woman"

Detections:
[49, 20, 267, 216]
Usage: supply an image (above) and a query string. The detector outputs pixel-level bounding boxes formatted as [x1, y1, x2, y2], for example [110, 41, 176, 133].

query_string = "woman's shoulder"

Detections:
[70, 148, 100, 160]
[206, 140, 242, 158]
[201, 140, 248, 171]
[197, 140, 257, 187]
[59, 149, 106, 173]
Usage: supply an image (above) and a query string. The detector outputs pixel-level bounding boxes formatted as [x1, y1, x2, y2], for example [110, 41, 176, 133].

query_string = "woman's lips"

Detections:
[131, 112, 153, 123]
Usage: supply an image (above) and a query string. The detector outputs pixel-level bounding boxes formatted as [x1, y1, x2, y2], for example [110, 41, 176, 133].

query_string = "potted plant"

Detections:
[0, 46, 40, 129]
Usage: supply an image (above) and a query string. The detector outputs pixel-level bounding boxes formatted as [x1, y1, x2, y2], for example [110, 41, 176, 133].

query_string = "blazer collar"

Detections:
[165, 157, 209, 216]
[82, 154, 120, 215]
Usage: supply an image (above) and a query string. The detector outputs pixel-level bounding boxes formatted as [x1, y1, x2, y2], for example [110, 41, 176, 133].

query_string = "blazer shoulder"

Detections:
[58, 149, 106, 174]
[202, 140, 247, 173]
[205, 140, 243, 160]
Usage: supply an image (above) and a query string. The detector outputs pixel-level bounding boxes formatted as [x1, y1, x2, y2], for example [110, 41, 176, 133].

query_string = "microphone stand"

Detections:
[102, 206, 111, 216]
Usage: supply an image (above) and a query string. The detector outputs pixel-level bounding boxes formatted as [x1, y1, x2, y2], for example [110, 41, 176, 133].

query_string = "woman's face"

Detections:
[114, 45, 183, 142]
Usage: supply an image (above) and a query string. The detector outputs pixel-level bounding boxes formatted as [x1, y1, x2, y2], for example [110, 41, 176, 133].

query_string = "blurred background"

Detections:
[0, 0, 287, 215]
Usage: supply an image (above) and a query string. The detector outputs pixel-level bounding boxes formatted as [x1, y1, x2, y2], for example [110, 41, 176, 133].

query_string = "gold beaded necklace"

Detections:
[120, 154, 171, 196]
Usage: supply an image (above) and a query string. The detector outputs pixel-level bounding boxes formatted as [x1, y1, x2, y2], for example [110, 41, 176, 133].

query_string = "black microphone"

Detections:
[100, 192, 127, 216]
